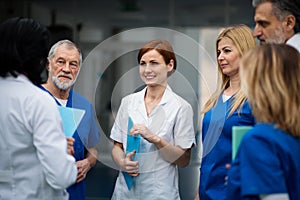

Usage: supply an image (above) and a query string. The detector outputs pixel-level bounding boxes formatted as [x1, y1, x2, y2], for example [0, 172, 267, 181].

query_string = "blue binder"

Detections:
[122, 117, 140, 190]
[57, 106, 85, 137]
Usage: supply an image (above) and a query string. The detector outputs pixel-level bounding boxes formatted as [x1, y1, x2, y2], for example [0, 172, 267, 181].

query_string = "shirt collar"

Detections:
[138, 84, 173, 106]
[286, 33, 300, 52]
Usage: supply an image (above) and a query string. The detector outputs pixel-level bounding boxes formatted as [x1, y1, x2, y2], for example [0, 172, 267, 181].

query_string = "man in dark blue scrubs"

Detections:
[40, 39, 100, 200]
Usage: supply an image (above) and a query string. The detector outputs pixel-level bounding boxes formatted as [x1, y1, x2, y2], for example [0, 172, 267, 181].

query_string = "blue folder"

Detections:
[122, 117, 140, 190]
[57, 106, 85, 137]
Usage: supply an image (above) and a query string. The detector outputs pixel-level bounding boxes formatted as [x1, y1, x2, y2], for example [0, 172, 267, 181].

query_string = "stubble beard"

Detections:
[266, 25, 286, 44]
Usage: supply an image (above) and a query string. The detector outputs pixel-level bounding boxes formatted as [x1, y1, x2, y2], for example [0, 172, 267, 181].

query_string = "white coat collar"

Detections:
[137, 84, 173, 106]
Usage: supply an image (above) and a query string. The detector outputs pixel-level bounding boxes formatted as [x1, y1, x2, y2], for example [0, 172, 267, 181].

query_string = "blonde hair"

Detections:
[202, 24, 257, 116]
[240, 44, 300, 137]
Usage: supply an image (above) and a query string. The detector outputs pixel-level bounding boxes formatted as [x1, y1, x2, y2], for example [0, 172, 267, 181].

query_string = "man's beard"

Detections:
[48, 62, 79, 90]
[49, 67, 77, 90]
[51, 73, 75, 90]
[266, 25, 286, 44]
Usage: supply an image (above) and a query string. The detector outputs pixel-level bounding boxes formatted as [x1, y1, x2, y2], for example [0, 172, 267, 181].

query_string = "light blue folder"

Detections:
[232, 126, 252, 160]
[122, 117, 140, 190]
[57, 106, 85, 137]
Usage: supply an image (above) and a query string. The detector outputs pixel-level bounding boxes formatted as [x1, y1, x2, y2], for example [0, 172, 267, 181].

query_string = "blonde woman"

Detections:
[199, 24, 257, 200]
[227, 44, 300, 200]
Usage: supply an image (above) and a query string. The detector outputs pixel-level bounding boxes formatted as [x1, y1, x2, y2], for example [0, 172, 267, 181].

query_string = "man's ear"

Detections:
[46, 58, 50, 71]
[285, 14, 296, 32]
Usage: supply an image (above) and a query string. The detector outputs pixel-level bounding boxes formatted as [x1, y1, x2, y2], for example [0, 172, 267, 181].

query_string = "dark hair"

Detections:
[0, 17, 50, 85]
[137, 40, 177, 76]
[252, 0, 300, 33]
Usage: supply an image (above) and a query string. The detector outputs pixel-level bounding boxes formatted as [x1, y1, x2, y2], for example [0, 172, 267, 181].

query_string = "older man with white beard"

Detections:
[40, 40, 100, 200]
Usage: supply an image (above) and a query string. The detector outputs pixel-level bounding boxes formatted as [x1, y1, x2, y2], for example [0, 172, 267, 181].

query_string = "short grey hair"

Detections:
[48, 39, 82, 66]
[252, 0, 267, 7]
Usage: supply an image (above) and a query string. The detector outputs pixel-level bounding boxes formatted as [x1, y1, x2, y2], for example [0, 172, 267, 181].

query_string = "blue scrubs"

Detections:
[199, 95, 255, 200]
[227, 123, 300, 200]
[40, 86, 100, 200]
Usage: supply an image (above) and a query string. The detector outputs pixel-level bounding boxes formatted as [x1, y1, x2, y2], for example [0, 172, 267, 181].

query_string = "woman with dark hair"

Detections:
[110, 40, 195, 199]
[0, 17, 50, 84]
[0, 17, 77, 200]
